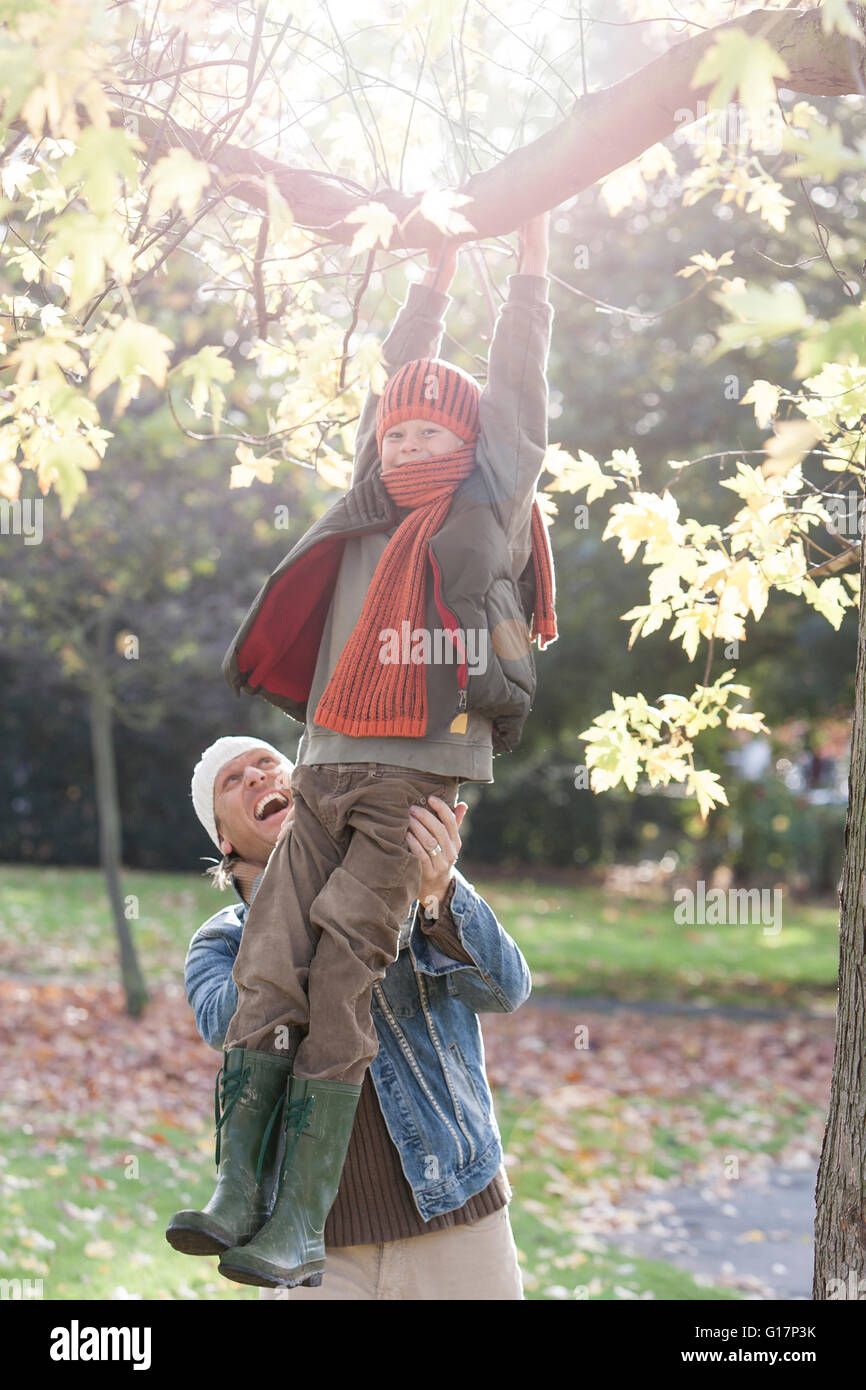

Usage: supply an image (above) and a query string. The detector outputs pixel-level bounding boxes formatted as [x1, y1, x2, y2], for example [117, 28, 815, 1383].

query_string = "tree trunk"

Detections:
[813, 531, 866, 1300]
[89, 673, 149, 1018]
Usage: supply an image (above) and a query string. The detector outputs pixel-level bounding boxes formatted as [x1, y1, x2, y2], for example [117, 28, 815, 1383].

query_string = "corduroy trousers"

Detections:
[223, 762, 460, 1084]
[258, 1207, 525, 1301]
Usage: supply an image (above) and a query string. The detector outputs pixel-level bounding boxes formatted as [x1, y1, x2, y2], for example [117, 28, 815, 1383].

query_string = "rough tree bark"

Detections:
[813, 527, 866, 1301]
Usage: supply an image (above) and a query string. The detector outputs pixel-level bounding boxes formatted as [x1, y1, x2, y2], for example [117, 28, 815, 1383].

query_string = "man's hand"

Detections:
[407, 795, 468, 917]
[517, 211, 550, 276]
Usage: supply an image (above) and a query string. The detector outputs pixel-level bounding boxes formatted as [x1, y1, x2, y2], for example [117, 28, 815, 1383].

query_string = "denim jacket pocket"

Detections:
[446, 1041, 491, 1128]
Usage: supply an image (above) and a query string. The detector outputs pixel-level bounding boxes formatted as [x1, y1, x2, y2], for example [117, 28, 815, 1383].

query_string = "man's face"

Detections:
[380, 418, 465, 475]
[212, 747, 294, 865]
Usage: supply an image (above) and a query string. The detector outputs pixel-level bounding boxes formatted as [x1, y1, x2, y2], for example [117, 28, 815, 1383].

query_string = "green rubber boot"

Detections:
[217, 1075, 363, 1288]
[165, 1048, 292, 1256]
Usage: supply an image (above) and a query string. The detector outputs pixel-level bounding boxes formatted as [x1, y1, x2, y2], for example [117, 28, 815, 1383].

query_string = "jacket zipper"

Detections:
[428, 545, 467, 710]
[373, 983, 465, 1169]
[416, 973, 477, 1165]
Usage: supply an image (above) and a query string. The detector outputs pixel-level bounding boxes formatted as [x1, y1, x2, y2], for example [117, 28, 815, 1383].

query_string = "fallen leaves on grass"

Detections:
[0, 978, 834, 1283]
[0, 980, 215, 1145]
[0, 981, 835, 1163]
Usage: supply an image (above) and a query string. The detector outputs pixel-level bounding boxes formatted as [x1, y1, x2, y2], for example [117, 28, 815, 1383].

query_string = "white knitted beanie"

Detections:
[191, 736, 292, 848]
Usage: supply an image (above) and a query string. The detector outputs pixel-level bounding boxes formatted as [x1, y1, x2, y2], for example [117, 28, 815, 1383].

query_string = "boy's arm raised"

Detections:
[474, 213, 553, 568]
[351, 248, 458, 485]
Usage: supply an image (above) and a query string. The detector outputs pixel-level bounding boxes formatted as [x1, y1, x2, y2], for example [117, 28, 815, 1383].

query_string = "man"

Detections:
[180, 736, 530, 1300]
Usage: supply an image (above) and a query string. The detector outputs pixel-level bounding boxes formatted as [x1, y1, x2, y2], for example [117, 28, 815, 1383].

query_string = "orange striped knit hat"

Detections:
[376, 358, 481, 454]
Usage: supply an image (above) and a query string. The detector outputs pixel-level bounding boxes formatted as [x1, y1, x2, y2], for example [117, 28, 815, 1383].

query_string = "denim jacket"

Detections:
[184, 870, 531, 1220]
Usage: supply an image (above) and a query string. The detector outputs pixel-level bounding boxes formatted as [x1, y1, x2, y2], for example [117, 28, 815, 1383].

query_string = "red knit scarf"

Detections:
[313, 449, 557, 739]
[529, 503, 557, 650]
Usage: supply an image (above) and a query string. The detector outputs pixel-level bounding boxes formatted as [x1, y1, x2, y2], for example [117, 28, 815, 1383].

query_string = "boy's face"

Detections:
[380, 418, 466, 474]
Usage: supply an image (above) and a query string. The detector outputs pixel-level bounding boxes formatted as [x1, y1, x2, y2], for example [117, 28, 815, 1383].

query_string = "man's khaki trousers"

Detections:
[224, 762, 459, 1084]
[258, 1208, 525, 1301]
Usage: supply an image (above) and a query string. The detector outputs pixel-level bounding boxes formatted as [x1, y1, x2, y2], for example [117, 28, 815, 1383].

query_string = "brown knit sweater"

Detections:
[230, 862, 511, 1246]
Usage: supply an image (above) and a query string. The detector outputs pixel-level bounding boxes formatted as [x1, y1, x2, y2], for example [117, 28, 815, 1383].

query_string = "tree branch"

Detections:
[98, 6, 866, 252]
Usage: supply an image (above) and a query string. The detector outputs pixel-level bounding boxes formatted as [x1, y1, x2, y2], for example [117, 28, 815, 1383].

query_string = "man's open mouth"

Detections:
[253, 790, 289, 821]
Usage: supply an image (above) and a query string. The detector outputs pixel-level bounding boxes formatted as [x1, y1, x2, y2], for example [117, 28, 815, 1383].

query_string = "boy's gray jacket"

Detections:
[222, 276, 554, 756]
[185, 870, 532, 1220]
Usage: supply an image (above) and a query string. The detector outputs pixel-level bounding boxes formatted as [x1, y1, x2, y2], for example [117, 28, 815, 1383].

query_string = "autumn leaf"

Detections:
[691, 29, 790, 113]
[173, 344, 235, 429]
[744, 177, 795, 234]
[84, 1239, 116, 1259]
[603, 491, 683, 564]
[676, 249, 735, 279]
[0, 159, 37, 199]
[535, 490, 558, 523]
[38, 435, 101, 518]
[820, 0, 865, 42]
[344, 201, 398, 255]
[60, 127, 143, 217]
[89, 320, 175, 413]
[43, 212, 136, 312]
[621, 602, 672, 648]
[315, 447, 353, 490]
[231, 443, 277, 487]
[0, 459, 22, 500]
[740, 380, 782, 430]
[762, 418, 823, 477]
[146, 149, 212, 221]
[599, 143, 677, 216]
[544, 445, 618, 504]
[686, 766, 729, 820]
[417, 189, 476, 237]
[801, 576, 852, 630]
[780, 119, 862, 181]
[710, 283, 807, 355]
[264, 174, 295, 242]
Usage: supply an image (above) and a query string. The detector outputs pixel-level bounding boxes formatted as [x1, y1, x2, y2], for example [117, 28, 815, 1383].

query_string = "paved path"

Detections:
[612, 1164, 815, 1299]
[530, 992, 835, 1022]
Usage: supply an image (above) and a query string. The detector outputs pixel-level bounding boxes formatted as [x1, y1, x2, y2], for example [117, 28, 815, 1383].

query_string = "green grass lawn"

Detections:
[6, 1072, 803, 1300]
[0, 863, 841, 1008]
[472, 876, 840, 1008]
[0, 1118, 260, 1301]
[0, 1106, 741, 1302]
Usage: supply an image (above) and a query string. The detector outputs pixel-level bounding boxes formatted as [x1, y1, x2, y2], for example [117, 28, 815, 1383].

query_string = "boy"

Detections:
[167, 217, 555, 1290]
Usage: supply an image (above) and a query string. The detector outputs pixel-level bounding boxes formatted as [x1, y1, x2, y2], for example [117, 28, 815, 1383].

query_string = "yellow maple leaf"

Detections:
[417, 189, 476, 237]
[686, 767, 729, 820]
[344, 201, 398, 255]
[740, 379, 782, 429]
